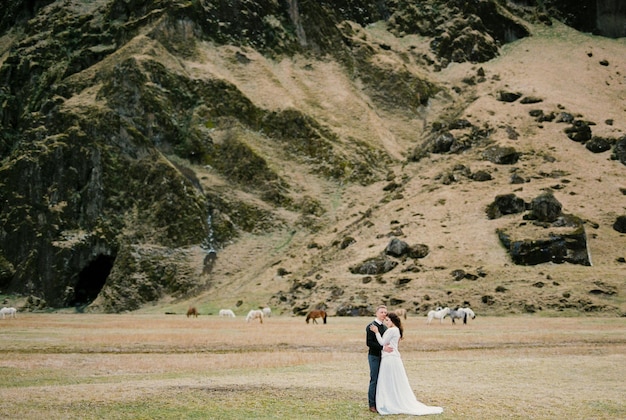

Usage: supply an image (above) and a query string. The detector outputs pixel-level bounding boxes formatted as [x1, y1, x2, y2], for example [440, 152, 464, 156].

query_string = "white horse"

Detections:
[219, 309, 236, 317]
[460, 307, 476, 320]
[426, 307, 450, 324]
[245, 309, 264, 324]
[449, 307, 476, 324]
[0, 307, 17, 319]
[262, 307, 271, 318]
[449, 308, 467, 324]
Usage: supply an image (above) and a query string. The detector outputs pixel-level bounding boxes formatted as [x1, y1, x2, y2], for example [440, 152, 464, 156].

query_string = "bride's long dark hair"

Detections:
[388, 312, 404, 339]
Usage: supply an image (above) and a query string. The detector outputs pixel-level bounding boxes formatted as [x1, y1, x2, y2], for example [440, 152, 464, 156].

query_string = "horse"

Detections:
[262, 307, 272, 318]
[246, 309, 264, 323]
[460, 307, 476, 320]
[186, 307, 198, 318]
[393, 308, 407, 320]
[449, 308, 468, 324]
[0, 307, 17, 319]
[305, 309, 327, 324]
[426, 307, 450, 324]
[219, 309, 236, 317]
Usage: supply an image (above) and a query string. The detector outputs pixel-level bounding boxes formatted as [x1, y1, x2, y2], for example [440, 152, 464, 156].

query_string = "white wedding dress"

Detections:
[374, 327, 443, 416]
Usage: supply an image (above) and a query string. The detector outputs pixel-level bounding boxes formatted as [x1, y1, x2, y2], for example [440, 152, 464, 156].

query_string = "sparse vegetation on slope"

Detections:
[0, 1, 624, 316]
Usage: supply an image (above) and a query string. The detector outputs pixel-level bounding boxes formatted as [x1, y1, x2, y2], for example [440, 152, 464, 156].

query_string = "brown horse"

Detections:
[186, 307, 198, 318]
[306, 309, 327, 324]
[393, 308, 407, 320]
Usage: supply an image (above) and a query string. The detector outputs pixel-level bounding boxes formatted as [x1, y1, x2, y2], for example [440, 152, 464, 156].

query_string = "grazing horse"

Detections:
[186, 307, 198, 318]
[306, 309, 327, 324]
[246, 309, 264, 323]
[449, 308, 468, 324]
[460, 307, 476, 320]
[219, 309, 236, 317]
[0, 307, 17, 319]
[393, 308, 407, 320]
[262, 307, 272, 318]
[426, 307, 450, 324]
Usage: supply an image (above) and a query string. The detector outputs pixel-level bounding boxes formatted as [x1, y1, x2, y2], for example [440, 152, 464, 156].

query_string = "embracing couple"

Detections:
[366, 305, 443, 416]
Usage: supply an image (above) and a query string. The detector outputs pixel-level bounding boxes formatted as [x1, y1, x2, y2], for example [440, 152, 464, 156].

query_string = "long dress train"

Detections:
[374, 327, 443, 416]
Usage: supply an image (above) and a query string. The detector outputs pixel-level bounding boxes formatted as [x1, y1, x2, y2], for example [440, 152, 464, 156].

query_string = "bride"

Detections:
[370, 312, 443, 416]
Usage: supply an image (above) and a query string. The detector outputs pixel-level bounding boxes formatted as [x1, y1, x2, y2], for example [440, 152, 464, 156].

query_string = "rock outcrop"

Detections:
[492, 193, 591, 266]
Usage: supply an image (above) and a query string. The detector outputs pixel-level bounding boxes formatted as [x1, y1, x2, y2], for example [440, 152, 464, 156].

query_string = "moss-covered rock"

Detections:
[90, 243, 203, 312]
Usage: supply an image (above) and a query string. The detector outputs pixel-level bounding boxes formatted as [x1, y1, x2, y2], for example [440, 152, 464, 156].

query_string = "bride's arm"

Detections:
[382, 331, 395, 352]
[372, 327, 394, 351]
[377, 330, 393, 346]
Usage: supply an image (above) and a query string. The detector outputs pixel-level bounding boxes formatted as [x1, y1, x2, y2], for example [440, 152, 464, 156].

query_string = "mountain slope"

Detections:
[190, 19, 625, 313]
[188, 21, 626, 317]
[0, 1, 624, 316]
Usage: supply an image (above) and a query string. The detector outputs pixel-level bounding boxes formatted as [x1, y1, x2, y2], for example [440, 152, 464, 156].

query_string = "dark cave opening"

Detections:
[70, 254, 115, 308]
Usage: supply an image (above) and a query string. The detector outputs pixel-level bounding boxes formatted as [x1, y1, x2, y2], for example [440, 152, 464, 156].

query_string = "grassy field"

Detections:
[0, 313, 624, 419]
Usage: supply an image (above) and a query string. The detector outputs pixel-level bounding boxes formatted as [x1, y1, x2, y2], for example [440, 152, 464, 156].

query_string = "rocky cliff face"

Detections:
[548, 0, 626, 37]
[0, 0, 624, 314]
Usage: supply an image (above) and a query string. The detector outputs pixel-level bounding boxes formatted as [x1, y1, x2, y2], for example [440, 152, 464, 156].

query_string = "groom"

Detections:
[366, 305, 388, 413]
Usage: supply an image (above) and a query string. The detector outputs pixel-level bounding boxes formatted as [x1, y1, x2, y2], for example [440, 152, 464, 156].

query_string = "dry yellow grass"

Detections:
[0, 313, 624, 419]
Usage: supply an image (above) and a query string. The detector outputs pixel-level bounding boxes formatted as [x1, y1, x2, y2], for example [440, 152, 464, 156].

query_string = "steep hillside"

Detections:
[0, 0, 624, 316]
[189, 21, 626, 318]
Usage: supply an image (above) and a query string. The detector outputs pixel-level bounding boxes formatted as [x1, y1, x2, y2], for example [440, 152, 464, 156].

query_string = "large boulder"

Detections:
[564, 120, 593, 143]
[497, 91, 522, 102]
[384, 238, 429, 259]
[614, 215, 626, 233]
[527, 192, 562, 222]
[585, 136, 612, 153]
[350, 256, 398, 275]
[482, 146, 520, 164]
[492, 191, 591, 266]
[486, 194, 527, 219]
[408, 244, 429, 259]
[385, 238, 409, 257]
[612, 136, 626, 165]
[431, 132, 456, 154]
[497, 220, 591, 266]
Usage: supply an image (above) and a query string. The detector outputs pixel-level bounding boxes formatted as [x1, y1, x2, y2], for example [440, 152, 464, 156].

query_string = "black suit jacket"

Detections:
[366, 320, 387, 356]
